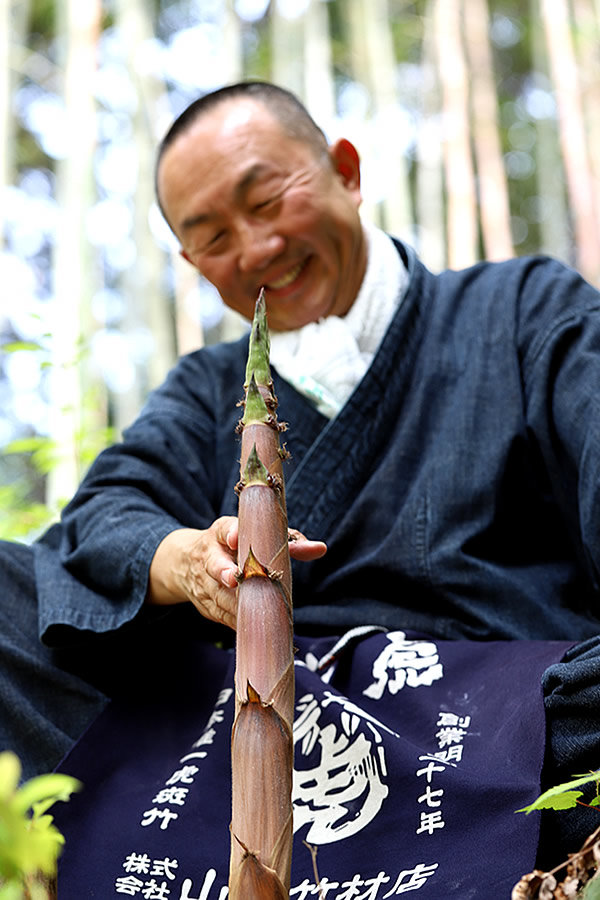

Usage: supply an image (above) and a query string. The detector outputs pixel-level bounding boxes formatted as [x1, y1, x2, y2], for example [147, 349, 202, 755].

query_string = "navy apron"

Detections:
[54, 629, 570, 898]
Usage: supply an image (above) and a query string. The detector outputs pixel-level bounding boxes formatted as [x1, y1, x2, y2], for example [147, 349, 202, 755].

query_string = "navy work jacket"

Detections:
[34, 241, 600, 646]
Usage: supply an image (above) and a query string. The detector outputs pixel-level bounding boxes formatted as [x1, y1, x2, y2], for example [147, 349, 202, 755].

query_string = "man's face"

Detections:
[157, 99, 367, 331]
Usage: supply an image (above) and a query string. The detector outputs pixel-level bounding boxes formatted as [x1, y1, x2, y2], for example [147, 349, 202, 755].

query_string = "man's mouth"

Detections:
[264, 260, 305, 291]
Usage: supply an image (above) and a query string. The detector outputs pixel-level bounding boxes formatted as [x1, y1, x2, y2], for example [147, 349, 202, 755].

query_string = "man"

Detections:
[2, 82, 600, 886]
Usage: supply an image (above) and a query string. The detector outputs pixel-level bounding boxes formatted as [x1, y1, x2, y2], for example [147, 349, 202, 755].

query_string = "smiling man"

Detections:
[156, 84, 367, 330]
[2, 82, 600, 890]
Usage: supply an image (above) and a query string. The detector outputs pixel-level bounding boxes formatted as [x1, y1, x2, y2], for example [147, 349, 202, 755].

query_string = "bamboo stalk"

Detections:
[540, 0, 600, 284]
[433, 0, 479, 268]
[464, 0, 514, 262]
[229, 290, 294, 899]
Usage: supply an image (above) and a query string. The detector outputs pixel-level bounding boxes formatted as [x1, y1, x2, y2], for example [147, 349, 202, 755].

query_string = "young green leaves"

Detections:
[516, 770, 600, 815]
[0, 751, 81, 898]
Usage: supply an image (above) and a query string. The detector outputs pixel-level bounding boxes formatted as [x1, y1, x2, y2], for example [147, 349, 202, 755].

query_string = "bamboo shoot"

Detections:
[229, 290, 294, 899]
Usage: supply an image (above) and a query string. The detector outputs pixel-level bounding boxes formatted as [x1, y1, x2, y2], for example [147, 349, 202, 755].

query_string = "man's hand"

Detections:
[147, 517, 327, 631]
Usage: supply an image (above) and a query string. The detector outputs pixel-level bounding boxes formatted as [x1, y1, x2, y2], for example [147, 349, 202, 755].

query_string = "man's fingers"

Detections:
[203, 542, 238, 589]
[199, 519, 324, 629]
[213, 515, 238, 551]
[192, 521, 325, 631]
[204, 516, 239, 586]
[224, 520, 238, 551]
[219, 564, 239, 589]
[287, 529, 327, 561]
[189, 581, 237, 631]
[212, 585, 238, 631]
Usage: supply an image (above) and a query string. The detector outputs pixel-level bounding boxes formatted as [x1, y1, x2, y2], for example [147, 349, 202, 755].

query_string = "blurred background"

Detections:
[1, 0, 600, 540]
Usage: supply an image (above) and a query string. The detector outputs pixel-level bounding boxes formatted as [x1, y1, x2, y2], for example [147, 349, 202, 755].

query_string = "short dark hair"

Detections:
[155, 81, 329, 225]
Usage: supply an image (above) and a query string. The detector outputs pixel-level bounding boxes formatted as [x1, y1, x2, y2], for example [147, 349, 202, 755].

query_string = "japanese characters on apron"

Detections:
[53, 629, 570, 898]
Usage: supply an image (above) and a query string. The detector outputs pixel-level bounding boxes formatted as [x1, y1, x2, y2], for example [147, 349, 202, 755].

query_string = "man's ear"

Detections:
[329, 138, 362, 192]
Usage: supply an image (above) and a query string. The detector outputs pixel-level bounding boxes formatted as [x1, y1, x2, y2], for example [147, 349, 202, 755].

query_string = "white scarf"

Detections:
[270, 223, 409, 418]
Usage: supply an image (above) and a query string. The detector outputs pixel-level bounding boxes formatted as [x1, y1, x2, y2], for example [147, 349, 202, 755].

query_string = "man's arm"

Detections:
[40, 343, 327, 641]
[519, 258, 600, 592]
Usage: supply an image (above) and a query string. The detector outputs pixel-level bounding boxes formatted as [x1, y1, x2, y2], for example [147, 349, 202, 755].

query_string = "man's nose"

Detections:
[237, 221, 285, 273]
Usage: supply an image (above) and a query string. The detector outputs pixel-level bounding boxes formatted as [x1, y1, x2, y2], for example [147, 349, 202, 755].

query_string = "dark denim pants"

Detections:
[0, 539, 217, 780]
[0, 540, 108, 778]
[537, 637, 600, 867]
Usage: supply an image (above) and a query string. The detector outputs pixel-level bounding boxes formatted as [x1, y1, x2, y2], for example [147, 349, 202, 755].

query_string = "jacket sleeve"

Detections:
[35, 341, 246, 645]
[518, 257, 600, 592]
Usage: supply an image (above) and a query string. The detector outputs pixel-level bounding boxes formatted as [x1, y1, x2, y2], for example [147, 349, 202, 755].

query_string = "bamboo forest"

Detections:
[2, 0, 600, 538]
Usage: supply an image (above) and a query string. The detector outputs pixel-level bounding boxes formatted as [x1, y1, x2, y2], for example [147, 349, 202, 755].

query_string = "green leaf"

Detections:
[13, 774, 81, 818]
[2, 437, 61, 476]
[3, 436, 53, 456]
[518, 790, 584, 812]
[0, 810, 63, 876]
[0, 761, 81, 882]
[516, 770, 600, 814]
[582, 873, 600, 898]
[0, 880, 25, 899]
[0, 754, 21, 801]
[1, 341, 44, 353]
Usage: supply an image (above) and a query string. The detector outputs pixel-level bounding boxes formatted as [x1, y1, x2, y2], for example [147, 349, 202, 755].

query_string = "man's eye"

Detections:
[206, 230, 226, 248]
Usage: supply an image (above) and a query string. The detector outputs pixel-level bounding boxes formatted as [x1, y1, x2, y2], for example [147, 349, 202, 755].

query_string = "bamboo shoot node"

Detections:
[243, 444, 270, 485]
[245, 681, 262, 705]
[267, 472, 283, 493]
[236, 411, 285, 434]
[242, 375, 271, 426]
[241, 545, 270, 580]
